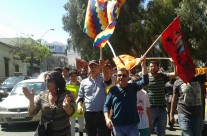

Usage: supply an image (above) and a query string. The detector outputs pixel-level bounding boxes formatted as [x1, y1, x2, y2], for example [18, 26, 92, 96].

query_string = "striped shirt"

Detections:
[31, 91, 75, 136]
[145, 73, 169, 107]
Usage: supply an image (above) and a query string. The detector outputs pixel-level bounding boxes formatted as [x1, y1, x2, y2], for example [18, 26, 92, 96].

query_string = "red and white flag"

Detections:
[162, 16, 195, 83]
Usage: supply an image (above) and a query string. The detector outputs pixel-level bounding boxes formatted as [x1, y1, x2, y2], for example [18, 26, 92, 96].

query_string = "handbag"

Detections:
[35, 121, 53, 136]
[34, 93, 61, 136]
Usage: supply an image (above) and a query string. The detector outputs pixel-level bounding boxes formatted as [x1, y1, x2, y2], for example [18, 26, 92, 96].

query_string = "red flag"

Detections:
[162, 16, 195, 83]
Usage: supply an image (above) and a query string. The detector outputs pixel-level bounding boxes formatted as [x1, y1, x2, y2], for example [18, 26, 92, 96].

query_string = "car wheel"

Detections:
[1, 123, 9, 128]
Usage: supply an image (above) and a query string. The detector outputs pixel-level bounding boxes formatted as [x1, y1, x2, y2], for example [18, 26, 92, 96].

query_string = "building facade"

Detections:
[0, 41, 27, 81]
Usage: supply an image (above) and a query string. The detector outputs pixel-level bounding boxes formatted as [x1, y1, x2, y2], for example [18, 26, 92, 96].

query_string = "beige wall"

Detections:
[0, 43, 27, 81]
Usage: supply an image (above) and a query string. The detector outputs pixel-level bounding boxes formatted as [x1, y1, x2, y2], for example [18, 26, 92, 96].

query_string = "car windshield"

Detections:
[10, 82, 46, 95]
[2, 76, 24, 85]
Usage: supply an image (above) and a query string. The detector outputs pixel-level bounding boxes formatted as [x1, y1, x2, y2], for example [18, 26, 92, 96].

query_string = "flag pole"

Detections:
[100, 48, 103, 59]
[142, 34, 162, 57]
[145, 57, 171, 60]
[107, 41, 117, 57]
[142, 16, 180, 58]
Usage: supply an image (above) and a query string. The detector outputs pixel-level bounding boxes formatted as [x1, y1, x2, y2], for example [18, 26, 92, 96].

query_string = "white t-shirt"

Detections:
[137, 89, 151, 129]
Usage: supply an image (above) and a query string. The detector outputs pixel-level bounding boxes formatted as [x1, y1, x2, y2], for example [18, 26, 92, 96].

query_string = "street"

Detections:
[0, 108, 207, 136]
[0, 122, 181, 136]
[0, 122, 207, 136]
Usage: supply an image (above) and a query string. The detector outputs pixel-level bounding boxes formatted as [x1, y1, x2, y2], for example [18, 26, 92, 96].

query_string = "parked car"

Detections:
[37, 71, 49, 80]
[0, 79, 46, 127]
[0, 76, 31, 101]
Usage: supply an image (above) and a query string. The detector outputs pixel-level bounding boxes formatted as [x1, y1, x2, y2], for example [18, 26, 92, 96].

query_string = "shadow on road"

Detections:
[1, 122, 38, 132]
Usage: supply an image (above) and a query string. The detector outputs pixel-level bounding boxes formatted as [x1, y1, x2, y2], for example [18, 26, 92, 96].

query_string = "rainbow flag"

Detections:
[93, 19, 117, 48]
[93, 0, 125, 48]
[96, 0, 107, 10]
[84, 0, 108, 38]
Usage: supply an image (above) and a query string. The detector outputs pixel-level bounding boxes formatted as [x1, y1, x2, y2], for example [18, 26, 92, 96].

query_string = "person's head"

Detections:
[117, 68, 129, 87]
[69, 70, 78, 83]
[62, 67, 70, 77]
[112, 67, 117, 77]
[148, 61, 160, 75]
[105, 64, 113, 75]
[88, 60, 101, 78]
[80, 68, 87, 74]
[45, 71, 66, 94]
[54, 67, 62, 73]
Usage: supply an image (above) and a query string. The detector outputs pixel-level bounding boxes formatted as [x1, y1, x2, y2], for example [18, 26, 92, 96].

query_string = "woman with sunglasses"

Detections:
[23, 71, 75, 136]
[104, 57, 149, 136]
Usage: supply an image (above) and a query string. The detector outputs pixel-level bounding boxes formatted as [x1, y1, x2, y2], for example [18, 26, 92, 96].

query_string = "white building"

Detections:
[0, 40, 27, 81]
[45, 42, 80, 70]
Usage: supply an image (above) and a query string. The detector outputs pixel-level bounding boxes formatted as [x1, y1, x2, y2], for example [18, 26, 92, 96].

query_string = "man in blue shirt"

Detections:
[104, 58, 149, 136]
[76, 59, 111, 136]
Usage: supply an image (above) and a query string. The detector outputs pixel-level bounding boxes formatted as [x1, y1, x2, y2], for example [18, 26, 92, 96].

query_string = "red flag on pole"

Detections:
[162, 16, 195, 83]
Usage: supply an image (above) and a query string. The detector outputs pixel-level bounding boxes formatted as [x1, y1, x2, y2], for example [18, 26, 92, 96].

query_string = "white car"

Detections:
[0, 79, 46, 127]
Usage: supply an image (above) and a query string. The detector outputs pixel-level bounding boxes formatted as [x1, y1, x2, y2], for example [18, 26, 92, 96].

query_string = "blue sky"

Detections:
[0, 0, 69, 44]
[0, 0, 150, 44]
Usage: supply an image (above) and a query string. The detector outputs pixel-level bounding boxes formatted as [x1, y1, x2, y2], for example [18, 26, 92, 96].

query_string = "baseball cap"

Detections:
[88, 60, 99, 66]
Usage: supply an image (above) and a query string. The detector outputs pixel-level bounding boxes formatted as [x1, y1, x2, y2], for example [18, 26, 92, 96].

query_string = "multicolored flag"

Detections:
[93, 19, 117, 48]
[96, 0, 107, 10]
[113, 54, 140, 71]
[93, 0, 125, 48]
[84, 0, 108, 39]
[161, 16, 196, 83]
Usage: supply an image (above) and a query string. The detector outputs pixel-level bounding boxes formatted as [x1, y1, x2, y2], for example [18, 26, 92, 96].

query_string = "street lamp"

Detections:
[40, 28, 54, 40]
[39, 28, 54, 72]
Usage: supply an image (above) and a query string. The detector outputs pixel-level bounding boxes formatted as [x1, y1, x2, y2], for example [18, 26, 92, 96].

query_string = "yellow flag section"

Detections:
[113, 54, 140, 71]
[195, 68, 207, 74]
[195, 67, 207, 86]
[65, 84, 84, 117]
[196, 67, 207, 111]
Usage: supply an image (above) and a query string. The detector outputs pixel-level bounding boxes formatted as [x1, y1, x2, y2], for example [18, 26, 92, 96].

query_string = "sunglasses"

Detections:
[117, 74, 128, 78]
[45, 78, 55, 83]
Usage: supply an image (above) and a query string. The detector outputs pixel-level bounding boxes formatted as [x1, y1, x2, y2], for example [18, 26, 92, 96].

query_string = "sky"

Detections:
[0, 0, 69, 44]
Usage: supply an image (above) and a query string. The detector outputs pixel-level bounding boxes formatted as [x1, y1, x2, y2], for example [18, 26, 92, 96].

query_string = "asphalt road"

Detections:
[0, 122, 207, 136]
[1, 107, 207, 136]
[0, 120, 184, 136]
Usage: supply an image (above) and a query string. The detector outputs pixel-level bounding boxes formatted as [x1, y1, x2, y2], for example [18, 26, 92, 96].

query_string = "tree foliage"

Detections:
[14, 37, 51, 74]
[62, 0, 207, 64]
[175, 0, 207, 62]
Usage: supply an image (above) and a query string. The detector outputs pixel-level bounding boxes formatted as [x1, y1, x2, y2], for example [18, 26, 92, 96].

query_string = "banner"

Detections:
[162, 16, 195, 83]
[195, 68, 207, 74]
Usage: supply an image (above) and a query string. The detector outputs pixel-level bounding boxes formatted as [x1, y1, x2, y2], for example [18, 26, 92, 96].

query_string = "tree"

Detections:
[14, 37, 51, 75]
[62, 0, 207, 66]
[175, 0, 207, 63]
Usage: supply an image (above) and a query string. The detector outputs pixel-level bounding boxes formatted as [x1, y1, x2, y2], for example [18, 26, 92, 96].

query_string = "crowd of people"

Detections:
[22, 57, 207, 136]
